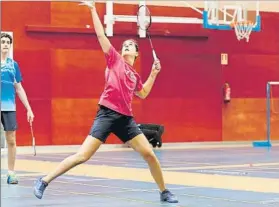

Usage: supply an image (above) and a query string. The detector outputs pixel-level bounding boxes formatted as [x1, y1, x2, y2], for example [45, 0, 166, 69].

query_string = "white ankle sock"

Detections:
[8, 170, 15, 175]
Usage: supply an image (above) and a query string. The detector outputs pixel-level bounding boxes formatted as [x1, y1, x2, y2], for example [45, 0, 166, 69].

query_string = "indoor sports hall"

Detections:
[1, 1, 279, 207]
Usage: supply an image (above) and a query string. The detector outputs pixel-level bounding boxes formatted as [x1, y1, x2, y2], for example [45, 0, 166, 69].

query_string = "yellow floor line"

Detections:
[2, 158, 279, 194]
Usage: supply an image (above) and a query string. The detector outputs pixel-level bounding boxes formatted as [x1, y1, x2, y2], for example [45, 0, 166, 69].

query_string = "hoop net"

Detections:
[230, 21, 254, 42]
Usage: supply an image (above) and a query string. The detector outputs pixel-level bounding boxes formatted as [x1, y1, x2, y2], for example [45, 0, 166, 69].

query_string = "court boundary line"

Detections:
[2, 141, 278, 155]
[1, 184, 185, 207]
[2, 158, 279, 194]
[163, 162, 279, 171]
[2, 182, 276, 207]
[179, 193, 277, 206]
[17, 154, 224, 166]
[1, 173, 45, 178]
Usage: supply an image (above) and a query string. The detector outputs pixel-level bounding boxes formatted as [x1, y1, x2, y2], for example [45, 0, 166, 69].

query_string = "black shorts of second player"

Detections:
[1, 111, 17, 131]
[89, 105, 143, 143]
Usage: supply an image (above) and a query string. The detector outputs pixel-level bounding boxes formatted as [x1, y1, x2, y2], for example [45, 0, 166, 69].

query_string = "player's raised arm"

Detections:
[81, 1, 111, 53]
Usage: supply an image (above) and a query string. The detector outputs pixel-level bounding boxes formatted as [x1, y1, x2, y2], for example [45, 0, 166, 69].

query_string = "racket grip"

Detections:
[152, 50, 158, 61]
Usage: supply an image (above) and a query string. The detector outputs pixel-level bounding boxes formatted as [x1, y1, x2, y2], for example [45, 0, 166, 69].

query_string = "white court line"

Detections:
[18, 153, 279, 171]
[28, 154, 279, 168]
[2, 182, 270, 206]
[211, 168, 279, 175]
[54, 180, 197, 191]
[163, 162, 279, 171]
[1, 173, 45, 178]
[7, 153, 279, 174]
[3, 142, 278, 155]
[20, 177, 113, 182]
[196, 168, 279, 177]
[21, 178, 198, 191]
[179, 193, 268, 205]
[2, 184, 184, 207]
[261, 198, 279, 205]
[253, 166, 279, 170]
[1, 192, 66, 199]
[17, 154, 190, 167]
[19, 154, 141, 165]
[19, 154, 223, 166]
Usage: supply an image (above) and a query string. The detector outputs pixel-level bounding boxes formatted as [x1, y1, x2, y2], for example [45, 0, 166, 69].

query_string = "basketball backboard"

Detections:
[101, 0, 261, 41]
[203, 1, 260, 31]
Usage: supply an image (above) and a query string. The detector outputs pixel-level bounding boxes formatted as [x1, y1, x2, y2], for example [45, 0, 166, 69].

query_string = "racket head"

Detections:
[137, 5, 152, 31]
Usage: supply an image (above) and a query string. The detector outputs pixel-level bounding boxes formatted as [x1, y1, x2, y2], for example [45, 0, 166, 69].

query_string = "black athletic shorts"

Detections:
[1, 111, 17, 131]
[89, 105, 143, 143]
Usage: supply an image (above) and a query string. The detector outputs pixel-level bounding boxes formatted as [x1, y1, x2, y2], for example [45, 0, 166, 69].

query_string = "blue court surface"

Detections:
[1, 143, 279, 207]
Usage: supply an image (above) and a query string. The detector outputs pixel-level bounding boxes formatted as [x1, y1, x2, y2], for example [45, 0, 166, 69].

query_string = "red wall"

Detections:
[1, 2, 279, 146]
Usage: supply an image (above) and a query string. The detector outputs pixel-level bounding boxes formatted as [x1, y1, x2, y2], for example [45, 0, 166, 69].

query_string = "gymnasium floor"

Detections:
[1, 142, 279, 207]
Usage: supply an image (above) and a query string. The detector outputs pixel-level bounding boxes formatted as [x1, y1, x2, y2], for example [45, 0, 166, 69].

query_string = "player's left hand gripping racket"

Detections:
[137, 5, 158, 61]
[30, 123, 36, 156]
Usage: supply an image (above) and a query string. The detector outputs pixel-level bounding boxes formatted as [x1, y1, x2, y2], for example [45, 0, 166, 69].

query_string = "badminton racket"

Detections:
[136, 5, 158, 61]
[30, 123, 36, 156]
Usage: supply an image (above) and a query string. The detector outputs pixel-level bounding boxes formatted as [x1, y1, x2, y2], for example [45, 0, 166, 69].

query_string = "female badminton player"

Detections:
[33, 1, 178, 203]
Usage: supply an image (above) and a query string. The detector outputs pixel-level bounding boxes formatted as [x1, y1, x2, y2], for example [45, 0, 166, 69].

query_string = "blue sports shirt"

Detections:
[1, 58, 22, 111]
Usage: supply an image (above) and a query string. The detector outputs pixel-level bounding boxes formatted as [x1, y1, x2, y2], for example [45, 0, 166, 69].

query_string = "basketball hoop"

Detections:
[230, 21, 254, 42]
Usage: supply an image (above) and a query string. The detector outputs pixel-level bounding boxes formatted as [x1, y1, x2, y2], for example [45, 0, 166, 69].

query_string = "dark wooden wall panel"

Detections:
[50, 2, 105, 26]
[51, 98, 98, 145]
[222, 99, 279, 141]
[223, 55, 279, 98]
[16, 99, 52, 145]
[50, 49, 106, 98]
[141, 98, 222, 142]
[2, 1, 51, 50]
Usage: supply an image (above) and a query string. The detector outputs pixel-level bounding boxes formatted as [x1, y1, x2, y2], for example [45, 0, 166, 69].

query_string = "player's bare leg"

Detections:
[33, 136, 102, 199]
[128, 134, 178, 203]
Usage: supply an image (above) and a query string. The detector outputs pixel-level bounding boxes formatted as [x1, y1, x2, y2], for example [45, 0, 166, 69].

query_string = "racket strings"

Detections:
[136, 5, 158, 60]
[137, 6, 151, 31]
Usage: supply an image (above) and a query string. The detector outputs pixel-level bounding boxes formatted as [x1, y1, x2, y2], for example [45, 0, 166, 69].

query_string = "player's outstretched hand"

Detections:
[79, 1, 95, 9]
[151, 59, 161, 75]
[27, 109, 34, 124]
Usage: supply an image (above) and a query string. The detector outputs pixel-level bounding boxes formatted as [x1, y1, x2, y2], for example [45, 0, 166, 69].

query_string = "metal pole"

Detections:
[266, 82, 271, 144]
